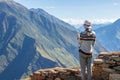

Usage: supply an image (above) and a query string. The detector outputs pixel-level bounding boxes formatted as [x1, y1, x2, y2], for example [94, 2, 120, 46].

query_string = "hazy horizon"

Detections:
[14, 0, 120, 25]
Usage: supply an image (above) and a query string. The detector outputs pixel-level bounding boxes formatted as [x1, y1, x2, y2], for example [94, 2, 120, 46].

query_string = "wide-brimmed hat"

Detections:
[83, 20, 92, 29]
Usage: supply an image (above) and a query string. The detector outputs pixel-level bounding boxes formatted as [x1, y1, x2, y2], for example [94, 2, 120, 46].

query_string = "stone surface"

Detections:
[25, 52, 120, 80]
[28, 67, 81, 80]
[109, 74, 120, 80]
[93, 52, 120, 80]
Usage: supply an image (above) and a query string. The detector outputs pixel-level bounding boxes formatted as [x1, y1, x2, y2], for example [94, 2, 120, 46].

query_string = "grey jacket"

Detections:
[77, 30, 96, 54]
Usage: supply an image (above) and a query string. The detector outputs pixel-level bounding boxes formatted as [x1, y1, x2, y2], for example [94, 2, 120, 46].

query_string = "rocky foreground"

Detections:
[25, 52, 120, 80]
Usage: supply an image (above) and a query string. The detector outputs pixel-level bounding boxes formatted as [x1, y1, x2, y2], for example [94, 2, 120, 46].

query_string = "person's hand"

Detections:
[77, 34, 80, 40]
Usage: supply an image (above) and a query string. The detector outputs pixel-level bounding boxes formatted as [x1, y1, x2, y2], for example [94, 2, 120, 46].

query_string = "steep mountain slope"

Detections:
[0, 0, 79, 79]
[30, 8, 77, 31]
[95, 19, 120, 51]
[0, 0, 107, 80]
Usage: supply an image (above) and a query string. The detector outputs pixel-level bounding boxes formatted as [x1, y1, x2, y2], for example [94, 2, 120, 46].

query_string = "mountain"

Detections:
[0, 0, 106, 80]
[93, 23, 111, 30]
[30, 8, 77, 31]
[95, 19, 120, 51]
[0, 0, 79, 79]
[77, 23, 110, 32]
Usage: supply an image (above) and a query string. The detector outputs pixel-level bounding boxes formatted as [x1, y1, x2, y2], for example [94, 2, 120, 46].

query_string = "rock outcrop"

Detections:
[93, 52, 120, 80]
[25, 52, 120, 80]
[26, 67, 81, 80]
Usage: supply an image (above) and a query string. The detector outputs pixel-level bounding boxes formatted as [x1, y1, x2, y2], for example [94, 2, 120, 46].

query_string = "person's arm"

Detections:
[92, 32, 96, 46]
[92, 40, 96, 46]
[77, 33, 82, 45]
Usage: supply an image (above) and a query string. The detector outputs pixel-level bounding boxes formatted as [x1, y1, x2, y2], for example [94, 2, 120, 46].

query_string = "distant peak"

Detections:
[114, 18, 120, 24]
[115, 18, 120, 22]
[0, 0, 28, 11]
[30, 8, 44, 11]
[30, 8, 46, 13]
[0, 0, 16, 5]
[0, 0, 13, 2]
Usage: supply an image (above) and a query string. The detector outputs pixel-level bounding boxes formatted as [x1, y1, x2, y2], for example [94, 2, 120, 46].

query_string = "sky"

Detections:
[14, 0, 120, 25]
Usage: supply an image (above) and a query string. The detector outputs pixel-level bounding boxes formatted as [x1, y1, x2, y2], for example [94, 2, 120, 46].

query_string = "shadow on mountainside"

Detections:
[0, 12, 21, 55]
[0, 35, 36, 80]
[0, 35, 59, 80]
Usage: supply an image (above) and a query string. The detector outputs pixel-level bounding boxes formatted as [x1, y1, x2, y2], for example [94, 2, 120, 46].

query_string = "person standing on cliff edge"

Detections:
[77, 20, 96, 80]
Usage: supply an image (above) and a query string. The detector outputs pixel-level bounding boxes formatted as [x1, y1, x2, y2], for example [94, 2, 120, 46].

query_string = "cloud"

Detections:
[60, 18, 117, 25]
[113, 2, 119, 6]
[91, 18, 116, 24]
[61, 18, 84, 25]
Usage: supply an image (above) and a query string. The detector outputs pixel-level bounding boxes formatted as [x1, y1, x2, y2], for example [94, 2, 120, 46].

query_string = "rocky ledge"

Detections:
[26, 67, 81, 80]
[26, 52, 120, 80]
[93, 52, 120, 80]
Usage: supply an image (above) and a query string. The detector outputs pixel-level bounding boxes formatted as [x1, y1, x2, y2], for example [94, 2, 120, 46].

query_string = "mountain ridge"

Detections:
[30, 8, 77, 31]
[95, 19, 120, 51]
[0, 0, 107, 79]
[0, 1, 79, 79]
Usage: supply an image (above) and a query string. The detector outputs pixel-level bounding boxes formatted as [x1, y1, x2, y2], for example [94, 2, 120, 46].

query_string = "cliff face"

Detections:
[26, 52, 120, 80]
[0, 0, 78, 79]
[95, 19, 120, 51]
[0, 35, 36, 80]
[0, 0, 107, 80]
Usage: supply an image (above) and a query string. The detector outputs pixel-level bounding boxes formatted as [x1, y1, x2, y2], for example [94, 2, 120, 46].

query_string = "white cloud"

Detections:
[61, 18, 84, 25]
[60, 18, 117, 25]
[91, 18, 116, 24]
[113, 2, 119, 6]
